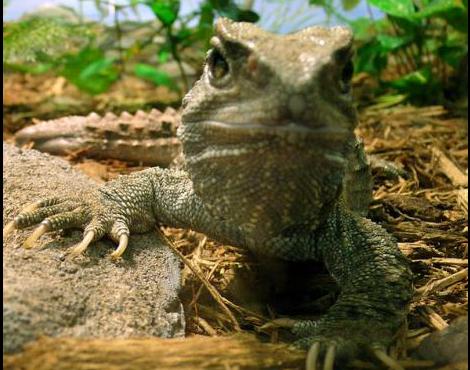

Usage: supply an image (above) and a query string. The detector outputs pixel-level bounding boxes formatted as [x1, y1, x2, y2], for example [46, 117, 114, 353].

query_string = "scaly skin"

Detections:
[14, 108, 182, 166]
[5, 18, 413, 369]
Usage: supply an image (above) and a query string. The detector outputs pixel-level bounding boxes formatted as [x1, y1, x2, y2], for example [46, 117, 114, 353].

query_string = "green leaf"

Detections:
[388, 67, 432, 89]
[134, 63, 179, 91]
[210, 0, 259, 22]
[199, 1, 215, 27]
[348, 17, 391, 41]
[367, 0, 415, 17]
[369, 93, 408, 109]
[386, 66, 443, 104]
[4, 62, 53, 74]
[194, 2, 215, 46]
[376, 34, 413, 51]
[309, 0, 328, 5]
[60, 48, 119, 95]
[175, 27, 193, 47]
[414, 0, 467, 32]
[79, 57, 116, 79]
[158, 49, 171, 63]
[414, 0, 463, 17]
[349, 18, 375, 41]
[236, 9, 260, 22]
[341, 0, 361, 10]
[438, 44, 467, 68]
[149, 0, 180, 26]
[354, 40, 388, 75]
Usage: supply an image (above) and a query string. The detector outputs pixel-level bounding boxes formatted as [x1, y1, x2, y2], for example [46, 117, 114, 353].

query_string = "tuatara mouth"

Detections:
[181, 120, 351, 142]
[180, 119, 351, 170]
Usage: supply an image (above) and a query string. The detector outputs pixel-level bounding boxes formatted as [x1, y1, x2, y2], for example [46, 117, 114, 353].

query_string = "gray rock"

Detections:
[412, 315, 468, 367]
[3, 143, 184, 354]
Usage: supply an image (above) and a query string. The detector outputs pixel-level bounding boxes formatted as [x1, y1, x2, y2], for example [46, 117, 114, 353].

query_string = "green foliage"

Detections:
[4, 0, 466, 105]
[134, 63, 179, 91]
[3, 0, 260, 96]
[3, 17, 91, 64]
[60, 48, 119, 95]
[346, 0, 468, 104]
[133, 0, 259, 92]
[148, 0, 180, 26]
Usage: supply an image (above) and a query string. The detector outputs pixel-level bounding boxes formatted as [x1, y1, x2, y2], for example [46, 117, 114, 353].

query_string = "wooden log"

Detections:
[3, 334, 305, 370]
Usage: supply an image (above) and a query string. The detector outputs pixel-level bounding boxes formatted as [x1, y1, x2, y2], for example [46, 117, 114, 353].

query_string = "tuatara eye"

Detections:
[340, 60, 354, 93]
[208, 49, 229, 81]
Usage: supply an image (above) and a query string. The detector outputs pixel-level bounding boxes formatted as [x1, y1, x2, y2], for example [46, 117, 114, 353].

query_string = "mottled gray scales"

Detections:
[5, 18, 413, 368]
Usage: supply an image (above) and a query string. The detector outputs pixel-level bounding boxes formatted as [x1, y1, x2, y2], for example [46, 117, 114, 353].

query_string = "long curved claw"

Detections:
[372, 348, 404, 370]
[306, 342, 320, 370]
[323, 345, 335, 370]
[3, 221, 16, 239]
[110, 234, 129, 259]
[70, 231, 95, 256]
[23, 224, 49, 249]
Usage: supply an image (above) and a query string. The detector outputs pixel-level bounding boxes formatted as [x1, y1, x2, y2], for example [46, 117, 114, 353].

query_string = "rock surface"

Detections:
[3, 143, 184, 354]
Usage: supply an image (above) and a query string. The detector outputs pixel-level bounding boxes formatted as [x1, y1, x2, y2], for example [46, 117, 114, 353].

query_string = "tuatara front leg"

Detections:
[285, 202, 413, 370]
[3, 167, 243, 258]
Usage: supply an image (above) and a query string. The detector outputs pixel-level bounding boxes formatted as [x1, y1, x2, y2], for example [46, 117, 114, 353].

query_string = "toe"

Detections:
[69, 218, 107, 256]
[323, 345, 335, 370]
[23, 224, 49, 249]
[306, 342, 320, 370]
[11, 201, 80, 229]
[109, 220, 130, 259]
[70, 231, 96, 256]
[43, 207, 91, 231]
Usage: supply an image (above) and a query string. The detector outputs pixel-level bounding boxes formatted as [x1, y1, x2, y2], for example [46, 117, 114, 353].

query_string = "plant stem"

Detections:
[166, 25, 189, 95]
[113, 4, 125, 74]
[366, 1, 375, 22]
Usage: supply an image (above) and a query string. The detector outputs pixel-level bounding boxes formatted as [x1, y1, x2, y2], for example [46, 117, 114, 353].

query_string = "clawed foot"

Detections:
[3, 196, 133, 259]
[301, 338, 403, 370]
[262, 317, 404, 370]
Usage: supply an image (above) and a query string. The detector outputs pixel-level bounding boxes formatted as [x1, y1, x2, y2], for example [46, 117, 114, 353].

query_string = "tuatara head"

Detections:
[179, 18, 358, 243]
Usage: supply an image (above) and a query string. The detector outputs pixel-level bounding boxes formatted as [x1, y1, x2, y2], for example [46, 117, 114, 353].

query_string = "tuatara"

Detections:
[4, 18, 413, 369]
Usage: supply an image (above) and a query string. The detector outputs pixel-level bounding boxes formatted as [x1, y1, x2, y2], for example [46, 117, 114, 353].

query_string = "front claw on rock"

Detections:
[23, 223, 49, 249]
[70, 231, 95, 256]
[3, 221, 16, 239]
[110, 234, 129, 259]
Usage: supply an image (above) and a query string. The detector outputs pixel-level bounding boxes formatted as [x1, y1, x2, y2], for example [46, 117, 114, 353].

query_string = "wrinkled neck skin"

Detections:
[178, 116, 356, 246]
